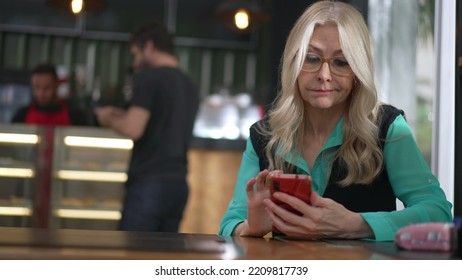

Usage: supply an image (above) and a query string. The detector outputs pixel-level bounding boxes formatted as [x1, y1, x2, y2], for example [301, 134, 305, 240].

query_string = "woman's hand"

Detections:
[236, 169, 282, 237]
[263, 191, 374, 239]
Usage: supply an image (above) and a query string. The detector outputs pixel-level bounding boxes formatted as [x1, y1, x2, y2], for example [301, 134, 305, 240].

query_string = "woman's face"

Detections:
[297, 24, 355, 112]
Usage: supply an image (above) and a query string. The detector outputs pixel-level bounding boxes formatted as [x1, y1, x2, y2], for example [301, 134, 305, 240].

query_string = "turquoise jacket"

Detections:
[219, 115, 453, 241]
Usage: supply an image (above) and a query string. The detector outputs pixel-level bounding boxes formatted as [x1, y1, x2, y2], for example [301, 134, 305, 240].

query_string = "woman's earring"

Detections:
[353, 78, 360, 90]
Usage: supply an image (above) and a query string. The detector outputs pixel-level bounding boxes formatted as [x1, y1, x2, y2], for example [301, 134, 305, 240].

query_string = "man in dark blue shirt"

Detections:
[95, 21, 199, 232]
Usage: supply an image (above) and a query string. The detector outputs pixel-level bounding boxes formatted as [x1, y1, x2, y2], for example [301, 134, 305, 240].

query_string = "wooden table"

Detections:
[0, 227, 457, 260]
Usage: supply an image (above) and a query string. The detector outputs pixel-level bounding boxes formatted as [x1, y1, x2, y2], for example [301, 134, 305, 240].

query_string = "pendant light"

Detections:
[47, 0, 106, 15]
[215, 0, 269, 33]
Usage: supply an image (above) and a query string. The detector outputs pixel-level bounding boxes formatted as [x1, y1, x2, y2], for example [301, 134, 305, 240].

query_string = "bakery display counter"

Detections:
[50, 126, 131, 229]
[0, 124, 40, 227]
[0, 124, 244, 232]
[0, 124, 130, 229]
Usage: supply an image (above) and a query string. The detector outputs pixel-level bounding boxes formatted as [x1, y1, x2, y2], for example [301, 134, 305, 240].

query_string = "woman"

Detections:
[219, 1, 452, 241]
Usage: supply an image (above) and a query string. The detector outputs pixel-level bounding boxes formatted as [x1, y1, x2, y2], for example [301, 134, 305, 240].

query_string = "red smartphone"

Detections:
[267, 173, 312, 215]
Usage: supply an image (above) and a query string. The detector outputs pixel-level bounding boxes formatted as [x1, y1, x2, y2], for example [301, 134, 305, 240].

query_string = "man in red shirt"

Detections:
[11, 63, 88, 126]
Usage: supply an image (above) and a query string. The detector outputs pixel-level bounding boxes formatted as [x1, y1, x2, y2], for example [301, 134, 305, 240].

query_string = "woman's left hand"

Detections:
[262, 192, 374, 239]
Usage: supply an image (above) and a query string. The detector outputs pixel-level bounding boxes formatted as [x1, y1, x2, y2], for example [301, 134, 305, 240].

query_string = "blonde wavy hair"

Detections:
[264, 0, 382, 186]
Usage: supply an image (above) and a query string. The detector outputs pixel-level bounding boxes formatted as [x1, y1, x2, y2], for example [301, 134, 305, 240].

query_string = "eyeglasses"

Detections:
[301, 53, 353, 77]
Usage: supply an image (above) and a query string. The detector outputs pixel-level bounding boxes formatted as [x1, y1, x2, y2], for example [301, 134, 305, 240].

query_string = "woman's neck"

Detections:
[304, 105, 346, 141]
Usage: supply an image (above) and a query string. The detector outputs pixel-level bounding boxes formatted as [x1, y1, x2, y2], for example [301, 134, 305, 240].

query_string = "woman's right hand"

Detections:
[237, 169, 282, 237]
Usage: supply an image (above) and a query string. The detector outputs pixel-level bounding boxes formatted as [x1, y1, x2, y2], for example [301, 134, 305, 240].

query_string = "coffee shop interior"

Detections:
[0, 0, 460, 260]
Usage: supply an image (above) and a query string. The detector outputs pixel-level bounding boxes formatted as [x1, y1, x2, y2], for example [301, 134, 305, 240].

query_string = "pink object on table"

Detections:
[395, 222, 457, 252]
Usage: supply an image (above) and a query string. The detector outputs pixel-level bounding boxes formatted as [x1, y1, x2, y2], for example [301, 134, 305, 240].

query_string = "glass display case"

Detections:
[0, 124, 132, 230]
[0, 124, 243, 233]
[0, 124, 40, 227]
[50, 126, 132, 230]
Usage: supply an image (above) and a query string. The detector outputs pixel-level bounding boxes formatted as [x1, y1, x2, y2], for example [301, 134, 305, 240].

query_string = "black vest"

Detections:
[250, 104, 405, 213]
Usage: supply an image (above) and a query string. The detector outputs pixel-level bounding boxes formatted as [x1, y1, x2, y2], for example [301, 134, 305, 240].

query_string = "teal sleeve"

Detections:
[360, 115, 453, 241]
[218, 137, 261, 236]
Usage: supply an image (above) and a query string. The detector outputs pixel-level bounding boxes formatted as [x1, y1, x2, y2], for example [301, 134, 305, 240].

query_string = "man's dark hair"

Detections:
[130, 21, 175, 55]
[32, 63, 58, 80]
